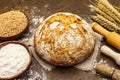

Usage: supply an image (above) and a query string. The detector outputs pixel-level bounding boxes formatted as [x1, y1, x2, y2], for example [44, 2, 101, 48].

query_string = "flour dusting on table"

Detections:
[75, 33, 103, 71]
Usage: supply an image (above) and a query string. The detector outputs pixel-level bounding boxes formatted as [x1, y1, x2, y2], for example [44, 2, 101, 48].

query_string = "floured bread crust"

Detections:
[34, 12, 95, 66]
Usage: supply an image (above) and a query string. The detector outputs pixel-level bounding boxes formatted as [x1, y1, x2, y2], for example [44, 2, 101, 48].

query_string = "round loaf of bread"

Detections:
[34, 12, 95, 66]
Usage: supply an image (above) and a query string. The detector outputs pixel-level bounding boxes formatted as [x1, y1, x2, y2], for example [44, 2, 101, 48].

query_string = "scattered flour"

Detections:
[29, 37, 55, 71]
[75, 32, 103, 71]
[31, 32, 103, 72]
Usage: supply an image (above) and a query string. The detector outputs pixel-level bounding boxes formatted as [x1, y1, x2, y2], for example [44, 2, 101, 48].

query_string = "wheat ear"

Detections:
[114, 6, 120, 12]
[97, 3, 120, 24]
[91, 14, 120, 33]
[89, 5, 119, 25]
[97, 0, 120, 23]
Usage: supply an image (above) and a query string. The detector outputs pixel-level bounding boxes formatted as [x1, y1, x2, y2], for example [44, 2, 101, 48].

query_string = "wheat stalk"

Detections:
[89, 0, 120, 33]
[91, 14, 120, 33]
[89, 5, 119, 25]
[96, 0, 120, 24]
[98, 0, 120, 18]
[96, 3, 120, 24]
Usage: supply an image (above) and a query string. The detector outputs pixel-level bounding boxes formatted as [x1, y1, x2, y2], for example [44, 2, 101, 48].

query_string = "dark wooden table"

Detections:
[0, 0, 120, 80]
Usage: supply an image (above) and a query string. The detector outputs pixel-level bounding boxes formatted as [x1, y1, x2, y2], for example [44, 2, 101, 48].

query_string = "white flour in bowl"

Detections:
[0, 43, 30, 78]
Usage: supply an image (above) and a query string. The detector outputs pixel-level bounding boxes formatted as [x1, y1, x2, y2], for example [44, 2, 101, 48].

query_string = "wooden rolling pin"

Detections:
[101, 45, 120, 66]
[91, 22, 120, 51]
[96, 64, 120, 80]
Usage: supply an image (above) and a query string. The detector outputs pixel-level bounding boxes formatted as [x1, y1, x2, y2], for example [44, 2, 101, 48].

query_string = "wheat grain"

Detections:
[91, 14, 120, 33]
[90, 0, 120, 33]
[0, 11, 28, 37]
[97, 3, 120, 24]
[97, 0, 120, 24]
[114, 6, 120, 12]
[89, 5, 118, 25]
[98, 0, 120, 18]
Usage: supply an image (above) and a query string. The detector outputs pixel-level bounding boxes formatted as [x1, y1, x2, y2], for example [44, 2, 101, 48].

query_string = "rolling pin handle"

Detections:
[101, 46, 120, 66]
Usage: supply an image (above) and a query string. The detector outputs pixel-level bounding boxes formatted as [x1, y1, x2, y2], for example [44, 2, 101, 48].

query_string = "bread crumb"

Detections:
[0, 11, 28, 37]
